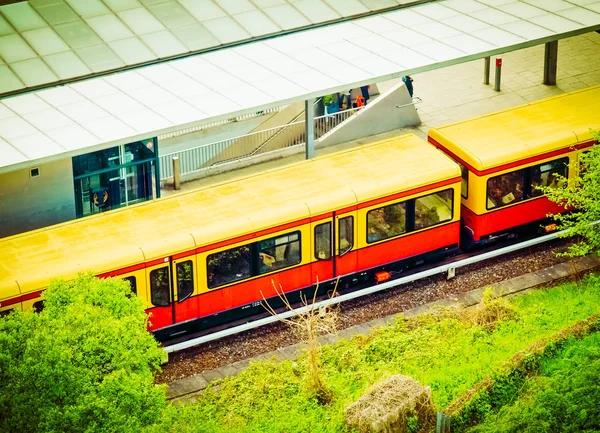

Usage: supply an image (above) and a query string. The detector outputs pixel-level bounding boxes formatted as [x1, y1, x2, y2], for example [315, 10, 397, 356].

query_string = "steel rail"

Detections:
[165, 228, 570, 354]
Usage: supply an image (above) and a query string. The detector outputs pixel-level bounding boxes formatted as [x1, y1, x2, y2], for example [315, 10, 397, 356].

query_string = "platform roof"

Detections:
[1, 0, 600, 175]
[0, 0, 422, 97]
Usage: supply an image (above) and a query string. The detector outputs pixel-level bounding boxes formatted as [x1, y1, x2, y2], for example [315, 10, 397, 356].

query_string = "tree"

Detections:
[544, 130, 600, 257]
[0, 274, 167, 433]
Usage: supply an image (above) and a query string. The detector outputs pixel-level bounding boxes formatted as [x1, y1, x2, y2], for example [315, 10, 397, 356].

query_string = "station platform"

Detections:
[161, 31, 600, 198]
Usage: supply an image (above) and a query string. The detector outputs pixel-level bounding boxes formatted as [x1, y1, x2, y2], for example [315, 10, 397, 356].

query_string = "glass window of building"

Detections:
[72, 139, 158, 218]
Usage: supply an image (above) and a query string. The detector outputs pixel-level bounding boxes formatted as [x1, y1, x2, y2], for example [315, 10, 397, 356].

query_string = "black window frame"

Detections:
[150, 267, 170, 307]
[486, 157, 570, 211]
[257, 231, 301, 275]
[459, 163, 469, 199]
[366, 188, 455, 244]
[528, 157, 569, 198]
[176, 260, 194, 303]
[338, 216, 354, 256]
[367, 201, 407, 244]
[207, 244, 252, 289]
[486, 169, 527, 210]
[122, 276, 137, 296]
[414, 189, 454, 231]
[314, 222, 332, 260]
[206, 230, 303, 289]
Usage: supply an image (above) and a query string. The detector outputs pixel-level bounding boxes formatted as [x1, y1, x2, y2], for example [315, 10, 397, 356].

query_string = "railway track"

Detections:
[157, 230, 577, 384]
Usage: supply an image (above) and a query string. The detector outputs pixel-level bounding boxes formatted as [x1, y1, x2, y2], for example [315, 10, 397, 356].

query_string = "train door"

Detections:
[171, 256, 199, 324]
[311, 219, 334, 285]
[146, 260, 173, 330]
[334, 210, 358, 276]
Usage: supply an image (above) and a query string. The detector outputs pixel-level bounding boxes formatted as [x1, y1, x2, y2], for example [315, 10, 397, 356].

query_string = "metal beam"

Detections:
[544, 40, 558, 85]
[305, 98, 315, 159]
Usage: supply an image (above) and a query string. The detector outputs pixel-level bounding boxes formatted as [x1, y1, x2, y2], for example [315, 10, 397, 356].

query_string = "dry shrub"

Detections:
[261, 280, 339, 404]
[463, 288, 517, 331]
[345, 375, 435, 433]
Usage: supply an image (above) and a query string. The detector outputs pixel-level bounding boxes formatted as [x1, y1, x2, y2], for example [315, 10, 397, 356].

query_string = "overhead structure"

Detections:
[1, 0, 600, 174]
[0, 0, 425, 96]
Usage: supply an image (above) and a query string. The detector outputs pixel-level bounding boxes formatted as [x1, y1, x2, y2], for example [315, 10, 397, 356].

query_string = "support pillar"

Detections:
[153, 137, 161, 198]
[494, 57, 502, 92]
[305, 98, 315, 159]
[543, 40, 558, 85]
[483, 56, 490, 85]
[172, 156, 181, 190]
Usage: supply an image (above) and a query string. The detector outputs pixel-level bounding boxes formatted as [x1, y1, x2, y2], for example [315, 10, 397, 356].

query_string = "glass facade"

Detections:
[73, 139, 159, 218]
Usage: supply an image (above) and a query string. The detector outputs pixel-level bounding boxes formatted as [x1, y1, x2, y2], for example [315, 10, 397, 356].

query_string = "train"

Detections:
[1, 86, 599, 341]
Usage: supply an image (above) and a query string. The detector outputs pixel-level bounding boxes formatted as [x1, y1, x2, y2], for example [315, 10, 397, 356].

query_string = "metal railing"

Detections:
[159, 120, 305, 179]
[159, 105, 365, 180]
[157, 105, 287, 141]
[165, 228, 568, 353]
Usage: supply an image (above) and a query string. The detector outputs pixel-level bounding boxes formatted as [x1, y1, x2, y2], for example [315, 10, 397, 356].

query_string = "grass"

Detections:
[467, 332, 600, 433]
[147, 274, 600, 433]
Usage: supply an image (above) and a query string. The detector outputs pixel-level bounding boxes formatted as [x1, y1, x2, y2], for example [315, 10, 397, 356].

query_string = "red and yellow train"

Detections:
[1, 86, 599, 340]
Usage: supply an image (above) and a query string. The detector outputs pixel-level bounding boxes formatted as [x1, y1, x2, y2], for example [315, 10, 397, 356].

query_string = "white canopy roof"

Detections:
[1, 0, 600, 174]
[0, 0, 419, 96]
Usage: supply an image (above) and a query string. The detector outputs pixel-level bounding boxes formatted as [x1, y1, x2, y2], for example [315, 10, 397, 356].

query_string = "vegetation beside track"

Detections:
[0, 274, 166, 433]
[150, 274, 600, 433]
[466, 331, 600, 433]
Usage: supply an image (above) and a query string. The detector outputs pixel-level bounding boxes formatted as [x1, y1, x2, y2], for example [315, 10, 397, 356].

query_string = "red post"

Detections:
[494, 57, 502, 91]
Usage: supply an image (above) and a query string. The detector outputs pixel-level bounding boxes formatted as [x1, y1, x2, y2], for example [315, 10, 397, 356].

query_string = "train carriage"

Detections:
[0, 134, 461, 339]
[428, 86, 600, 248]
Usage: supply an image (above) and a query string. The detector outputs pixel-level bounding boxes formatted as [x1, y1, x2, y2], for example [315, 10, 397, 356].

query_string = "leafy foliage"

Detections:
[467, 332, 600, 433]
[544, 130, 600, 256]
[0, 274, 166, 433]
[151, 275, 600, 433]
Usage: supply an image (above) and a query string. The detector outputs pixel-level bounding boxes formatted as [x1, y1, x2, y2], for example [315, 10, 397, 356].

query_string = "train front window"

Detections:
[414, 189, 453, 230]
[258, 231, 301, 275]
[314, 222, 332, 260]
[367, 202, 406, 243]
[529, 157, 569, 197]
[486, 169, 525, 209]
[150, 267, 170, 306]
[339, 216, 354, 255]
[122, 276, 137, 296]
[207, 245, 251, 289]
[176, 260, 194, 302]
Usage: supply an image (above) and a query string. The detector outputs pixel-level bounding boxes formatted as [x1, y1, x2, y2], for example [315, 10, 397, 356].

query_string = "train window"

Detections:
[529, 157, 569, 197]
[150, 267, 170, 307]
[486, 169, 526, 210]
[459, 164, 468, 198]
[33, 300, 45, 313]
[258, 231, 301, 275]
[579, 151, 591, 178]
[0, 309, 15, 318]
[207, 245, 251, 289]
[122, 276, 137, 296]
[339, 216, 354, 254]
[176, 260, 194, 302]
[315, 222, 332, 260]
[367, 202, 406, 243]
[415, 189, 453, 230]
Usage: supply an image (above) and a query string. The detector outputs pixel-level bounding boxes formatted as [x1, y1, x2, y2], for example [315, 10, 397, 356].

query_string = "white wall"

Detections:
[317, 82, 420, 148]
[0, 158, 76, 238]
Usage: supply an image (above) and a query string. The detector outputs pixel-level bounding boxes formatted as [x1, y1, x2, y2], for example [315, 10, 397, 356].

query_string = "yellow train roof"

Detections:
[428, 86, 600, 172]
[0, 133, 459, 296]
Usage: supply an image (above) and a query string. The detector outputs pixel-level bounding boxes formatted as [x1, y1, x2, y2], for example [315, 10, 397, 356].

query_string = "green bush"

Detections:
[467, 332, 600, 433]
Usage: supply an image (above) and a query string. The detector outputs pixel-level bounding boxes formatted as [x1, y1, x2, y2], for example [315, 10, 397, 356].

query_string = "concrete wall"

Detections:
[317, 82, 420, 148]
[0, 158, 76, 238]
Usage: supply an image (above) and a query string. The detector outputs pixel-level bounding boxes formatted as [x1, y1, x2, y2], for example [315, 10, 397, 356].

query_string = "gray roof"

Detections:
[0, 0, 421, 97]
